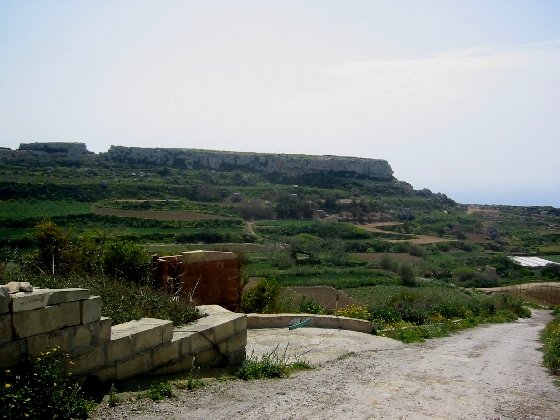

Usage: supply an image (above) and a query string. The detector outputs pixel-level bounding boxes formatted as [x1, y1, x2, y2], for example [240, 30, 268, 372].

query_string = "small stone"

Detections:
[5, 282, 33, 293]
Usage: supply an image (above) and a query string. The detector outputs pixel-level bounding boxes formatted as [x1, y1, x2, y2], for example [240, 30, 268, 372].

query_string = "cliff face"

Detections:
[101, 146, 394, 181]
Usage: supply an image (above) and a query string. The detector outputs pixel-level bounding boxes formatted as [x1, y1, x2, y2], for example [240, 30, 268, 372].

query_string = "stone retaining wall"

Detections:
[247, 313, 376, 334]
[0, 285, 246, 382]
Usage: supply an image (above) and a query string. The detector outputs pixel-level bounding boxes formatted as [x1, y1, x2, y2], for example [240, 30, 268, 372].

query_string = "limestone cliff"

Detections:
[101, 146, 394, 180]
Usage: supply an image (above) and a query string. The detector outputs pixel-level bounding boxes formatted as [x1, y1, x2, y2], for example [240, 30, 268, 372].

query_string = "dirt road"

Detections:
[95, 310, 560, 419]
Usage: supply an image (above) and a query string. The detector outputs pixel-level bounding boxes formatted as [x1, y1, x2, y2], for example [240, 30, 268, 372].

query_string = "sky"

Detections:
[1, 1, 559, 207]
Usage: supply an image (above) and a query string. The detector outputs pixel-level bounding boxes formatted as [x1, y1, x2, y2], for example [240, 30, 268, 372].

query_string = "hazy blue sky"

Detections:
[1, 1, 559, 206]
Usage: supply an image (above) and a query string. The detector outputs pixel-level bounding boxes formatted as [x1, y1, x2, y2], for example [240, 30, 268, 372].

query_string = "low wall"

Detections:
[247, 313, 376, 334]
[0, 284, 246, 382]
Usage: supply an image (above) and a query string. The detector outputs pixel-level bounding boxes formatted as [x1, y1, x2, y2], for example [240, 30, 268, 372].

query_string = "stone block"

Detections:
[194, 348, 221, 367]
[93, 317, 112, 345]
[0, 339, 26, 368]
[151, 355, 194, 375]
[228, 348, 246, 365]
[152, 340, 180, 367]
[10, 290, 51, 313]
[27, 330, 65, 358]
[111, 318, 172, 355]
[81, 296, 102, 324]
[0, 313, 11, 344]
[211, 316, 236, 343]
[0, 286, 10, 314]
[94, 366, 116, 383]
[65, 323, 97, 354]
[108, 333, 135, 364]
[59, 301, 81, 328]
[12, 305, 62, 338]
[226, 332, 247, 353]
[186, 331, 213, 354]
[48, 288, 90, 305]
[71, 345, 106, 376]
[234, 314, 247, 334]
[5, 281, 33, 293]
[115, 352, 151, 381]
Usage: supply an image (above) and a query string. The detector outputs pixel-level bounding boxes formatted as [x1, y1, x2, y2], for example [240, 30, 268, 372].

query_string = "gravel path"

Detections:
[94, 310, 560, 419]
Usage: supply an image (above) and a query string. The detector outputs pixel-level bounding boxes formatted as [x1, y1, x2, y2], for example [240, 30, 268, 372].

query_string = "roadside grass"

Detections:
[541, 308, 560, 377]
[345, 283, 531, 343]
[235, 346, 312, 380]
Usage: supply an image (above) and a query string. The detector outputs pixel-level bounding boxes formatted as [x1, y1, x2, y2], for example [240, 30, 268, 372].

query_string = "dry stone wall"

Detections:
[0, 283, 246, 382]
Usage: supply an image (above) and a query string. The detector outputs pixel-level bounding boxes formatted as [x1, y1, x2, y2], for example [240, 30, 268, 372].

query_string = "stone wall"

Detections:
[0, 285, 246, 382]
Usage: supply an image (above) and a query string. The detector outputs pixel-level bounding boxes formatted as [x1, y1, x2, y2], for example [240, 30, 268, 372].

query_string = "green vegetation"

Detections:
[142, 380, 174, 401]
[541, 308, 560, 376]
[0, 346, 93, 419]
[235, 346, 312, 380]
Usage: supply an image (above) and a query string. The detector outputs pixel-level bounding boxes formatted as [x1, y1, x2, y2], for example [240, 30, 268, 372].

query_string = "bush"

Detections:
[542, 313, 560, 375]
[335, 304, 371, 320]
[400, 264, 416, 287]
[240, 279, 281, 313]
[102, 240, 151, 283]
[0, 347, 92, 419]
[298, 298, 324, 314]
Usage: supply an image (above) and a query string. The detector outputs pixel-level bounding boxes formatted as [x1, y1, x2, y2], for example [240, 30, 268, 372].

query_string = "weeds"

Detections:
[0, 346, 93, 419]
[541, 311, 560, 376]
[235, 345, 312, 380]
[143, 380, 174, 401]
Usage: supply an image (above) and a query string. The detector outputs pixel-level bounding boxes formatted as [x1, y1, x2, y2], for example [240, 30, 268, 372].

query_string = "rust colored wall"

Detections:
[155, 251, 241, 311]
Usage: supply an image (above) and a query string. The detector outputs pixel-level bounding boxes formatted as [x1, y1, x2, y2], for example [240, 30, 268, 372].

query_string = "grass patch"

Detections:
[541, 310, 560, 376]
[235, 346, 312, 380]
[142, 380, 174, 401]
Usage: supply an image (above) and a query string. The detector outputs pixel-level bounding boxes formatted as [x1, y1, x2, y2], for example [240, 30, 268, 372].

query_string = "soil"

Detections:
[94, 310, 560, 419]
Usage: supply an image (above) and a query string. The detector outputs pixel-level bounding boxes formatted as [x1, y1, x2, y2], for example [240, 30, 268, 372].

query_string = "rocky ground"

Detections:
[94, 310, 560, 419]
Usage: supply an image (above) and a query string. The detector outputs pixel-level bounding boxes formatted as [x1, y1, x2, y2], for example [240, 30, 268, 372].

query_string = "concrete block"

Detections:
[152, 340, 180, 367]
[27, 330, 65, 358]
[116, 352, 151, 381]
[151, 355, 194, 375]
[81, 296, 102, 324]
[48, 288, 90, 305]
[197, 304, 231, 315]
[0, 313, 11, 344]
[59, 301, 81, 328]
[171, 330, 196, 355]
[71, 345, 106, 376]
[93, 317, 112, 345]
[12, 305, 62, 338]
[0, 286, 10, 314]
[10, 290, 51, 313]
[139, 317, 174, 344]
[0, 339, 26, 368]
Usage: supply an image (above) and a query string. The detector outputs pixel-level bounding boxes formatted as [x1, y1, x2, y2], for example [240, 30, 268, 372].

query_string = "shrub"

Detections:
[32, 220, 77, 276]
[298, 297, 324, 314]
[335, 304, 371, 320]
[400, 264, 416, 287]
[240, 278, 281, 313]
[0, 346, 92, 419]
[143, 380, 174, 401]
[102, 240, 151, 283]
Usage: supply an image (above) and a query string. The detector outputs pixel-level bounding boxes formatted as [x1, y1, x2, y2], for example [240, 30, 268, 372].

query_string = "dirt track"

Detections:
[95, 310, 560, 419]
